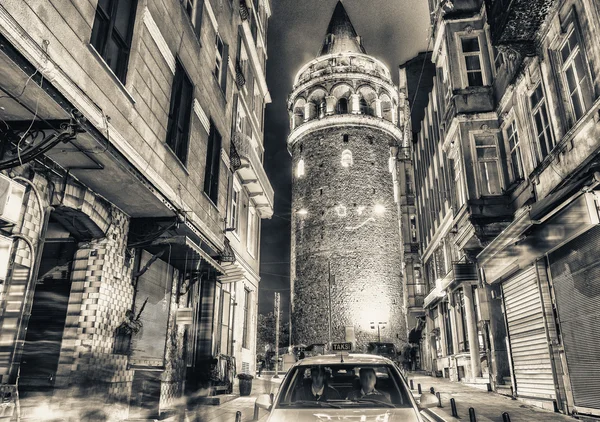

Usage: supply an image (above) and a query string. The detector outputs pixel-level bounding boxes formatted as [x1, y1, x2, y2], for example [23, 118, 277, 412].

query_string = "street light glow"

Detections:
[297, 208, 308, 216]
[374, 204, 386, 215]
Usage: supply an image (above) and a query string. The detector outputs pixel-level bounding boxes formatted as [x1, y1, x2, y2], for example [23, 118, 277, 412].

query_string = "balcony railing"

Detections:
[485, 0, 555, 56]
[440, 262, 478, 290]
[239, 0, 249, 21]
[235, 61, 246, 88]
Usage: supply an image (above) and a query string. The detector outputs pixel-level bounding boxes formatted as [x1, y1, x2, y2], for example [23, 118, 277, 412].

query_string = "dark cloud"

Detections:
[259, 0, 430, 320]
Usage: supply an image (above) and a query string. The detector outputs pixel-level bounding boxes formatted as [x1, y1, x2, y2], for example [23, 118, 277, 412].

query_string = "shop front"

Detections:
[479, 179, 600, 415]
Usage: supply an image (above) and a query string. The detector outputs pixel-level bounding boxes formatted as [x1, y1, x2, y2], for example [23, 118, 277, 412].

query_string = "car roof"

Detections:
[295, 353, 394, 366]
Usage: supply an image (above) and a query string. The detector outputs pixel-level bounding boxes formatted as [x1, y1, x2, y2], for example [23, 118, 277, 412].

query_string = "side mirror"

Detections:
[256, 393, 272, 411]
[418, 392, 438, 409]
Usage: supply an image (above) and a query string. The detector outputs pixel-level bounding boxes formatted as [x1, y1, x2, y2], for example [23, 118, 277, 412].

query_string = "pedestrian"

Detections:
[258, 358, 265, 377]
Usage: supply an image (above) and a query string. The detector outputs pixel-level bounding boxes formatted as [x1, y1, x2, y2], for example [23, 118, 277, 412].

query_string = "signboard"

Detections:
[331, 342, 352, 352]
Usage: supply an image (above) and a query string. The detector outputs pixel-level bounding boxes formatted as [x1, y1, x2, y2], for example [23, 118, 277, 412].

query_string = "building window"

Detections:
[337, 98, 348, 114]
[343, 134, 349, 143]
[456, 289, 469, 352]
[242, 288, 251, 348]
[90, 0, 138, 82]
[165, 60, 194, 164]
[474, 135, 502, 196]
[505, 120, 523, 182]
[442, 301, 454, 356]
[341, 149, 353, 167]
[560, 27, 591, 123]
[229, 185, 239, 231]
[296, 159, 305, 177]
[204, 121, 222, 204]
[247, 206, 257, 257]
[319, 101, 326, 118]
[530, 83, 555, 164]
[181, 0, 203, 37]
[460, 36, 484, 87]
[214, 34, 229, 93]
[359, 98, 369, 115]
[452, 154, 467, 208]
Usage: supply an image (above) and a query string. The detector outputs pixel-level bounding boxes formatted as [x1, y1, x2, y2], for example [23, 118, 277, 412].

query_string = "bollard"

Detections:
[235, 410, 242, 422]
[450, 398, 458, 417]
[469, 407, 477, 422]
[430, 387, 435, 394]
[410, 379, 414, 390]
[436, 392, 442, 408]
[417, 383, 422, 394]
[502, 412, 511, 422]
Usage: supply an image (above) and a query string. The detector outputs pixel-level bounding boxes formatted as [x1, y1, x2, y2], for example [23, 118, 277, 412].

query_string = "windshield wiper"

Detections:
[350, 398, 396, 408]
[292, 400, 342, 408]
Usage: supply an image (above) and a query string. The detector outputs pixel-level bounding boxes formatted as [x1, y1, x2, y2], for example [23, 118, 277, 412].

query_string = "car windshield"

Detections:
[276, 363, 412, 409]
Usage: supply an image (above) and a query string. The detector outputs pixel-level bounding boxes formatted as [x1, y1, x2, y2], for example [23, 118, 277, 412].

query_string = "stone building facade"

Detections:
[289, 1, 407, 349]
[0, 0, 273, 419]
[403, 0, 600, 417]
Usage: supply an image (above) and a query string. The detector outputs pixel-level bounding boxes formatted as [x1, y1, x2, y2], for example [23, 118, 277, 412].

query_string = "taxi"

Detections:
[255, 343, 437, 422]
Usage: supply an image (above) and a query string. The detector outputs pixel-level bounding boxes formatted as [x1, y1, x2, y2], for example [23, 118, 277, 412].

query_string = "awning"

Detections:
[479, 190, 600, 284]
[218, 260, 246, 284]
[530, 177, 588, 222]
[148, 235, 225, 274]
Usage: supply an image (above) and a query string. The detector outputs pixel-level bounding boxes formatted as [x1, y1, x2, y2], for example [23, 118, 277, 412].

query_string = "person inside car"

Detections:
[347, 367, 391, 403]
[293, 366, 341, 401]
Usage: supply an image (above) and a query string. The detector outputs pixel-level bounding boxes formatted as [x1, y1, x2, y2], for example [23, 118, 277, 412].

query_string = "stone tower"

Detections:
[289, 1, 406, 349]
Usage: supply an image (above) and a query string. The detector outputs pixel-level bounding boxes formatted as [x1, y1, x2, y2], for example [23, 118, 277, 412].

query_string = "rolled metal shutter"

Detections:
[549, 225, 600, 412]
[502, 266, 556, 400]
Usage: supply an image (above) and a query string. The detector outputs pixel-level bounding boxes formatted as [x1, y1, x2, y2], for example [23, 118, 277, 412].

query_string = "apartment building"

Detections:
[0, 0, 273, 419]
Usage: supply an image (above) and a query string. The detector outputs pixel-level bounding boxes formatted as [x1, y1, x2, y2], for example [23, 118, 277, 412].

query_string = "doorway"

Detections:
[18, 222, 77, 394]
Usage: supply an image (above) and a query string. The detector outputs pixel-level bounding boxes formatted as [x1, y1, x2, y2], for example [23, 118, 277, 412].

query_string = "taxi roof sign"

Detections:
[331, 342, 352, 352]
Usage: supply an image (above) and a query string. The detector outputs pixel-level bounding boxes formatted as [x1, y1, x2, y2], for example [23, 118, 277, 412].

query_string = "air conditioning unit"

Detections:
[0, 174, 25, 224]
[0, 235, 13, 282]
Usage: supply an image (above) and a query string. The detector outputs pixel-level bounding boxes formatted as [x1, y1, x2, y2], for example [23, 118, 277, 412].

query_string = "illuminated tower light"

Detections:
[335, 204, 347, 217]
[341, 149, 353, 167]
[296, 159, 305, 177]
[297, 208, 308, 216]
[373, 204, 386, 215]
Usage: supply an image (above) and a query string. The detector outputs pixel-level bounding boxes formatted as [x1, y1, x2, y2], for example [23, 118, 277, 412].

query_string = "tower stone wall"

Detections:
[289, 1, 407, 350]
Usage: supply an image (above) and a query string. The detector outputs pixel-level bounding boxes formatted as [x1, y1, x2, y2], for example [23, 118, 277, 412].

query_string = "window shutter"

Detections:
[194, 0, 204, 38]
[221, 42, 229, 95]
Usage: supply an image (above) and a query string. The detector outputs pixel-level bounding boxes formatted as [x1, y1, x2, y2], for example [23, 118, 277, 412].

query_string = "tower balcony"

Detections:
[231, 132, 274, 218]
[287, 113, 403, 150]
[485, 0, 556, 56]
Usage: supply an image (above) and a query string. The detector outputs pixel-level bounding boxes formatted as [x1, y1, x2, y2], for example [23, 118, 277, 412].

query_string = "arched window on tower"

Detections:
[359, 98, 369, 115]
[296, 158, 305, 177]
[337, 98, 348, 114]
[341, 149, 353, 167]
[319, 101, 326, 118]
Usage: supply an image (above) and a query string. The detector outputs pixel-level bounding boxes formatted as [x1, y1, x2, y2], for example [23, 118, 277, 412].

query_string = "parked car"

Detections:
[255, 353, 437, 421]
[366, 342, 401, 364]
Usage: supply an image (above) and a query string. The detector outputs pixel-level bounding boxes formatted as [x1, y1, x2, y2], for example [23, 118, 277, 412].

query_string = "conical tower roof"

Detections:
[318, 1, 366, 56]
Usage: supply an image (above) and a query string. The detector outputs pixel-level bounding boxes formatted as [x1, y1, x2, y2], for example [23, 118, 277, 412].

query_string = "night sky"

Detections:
[258, 0, 430, 321]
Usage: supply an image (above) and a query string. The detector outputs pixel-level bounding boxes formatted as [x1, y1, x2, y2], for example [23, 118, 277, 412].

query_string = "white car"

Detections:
[255, 353, 437, 422]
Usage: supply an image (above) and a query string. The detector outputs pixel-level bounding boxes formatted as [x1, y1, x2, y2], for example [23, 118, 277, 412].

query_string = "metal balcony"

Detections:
[231, 132, 274, 218]
[235, 61, 246, 88]
[239, 0, 249, 21]
[485, 0, 555, 56]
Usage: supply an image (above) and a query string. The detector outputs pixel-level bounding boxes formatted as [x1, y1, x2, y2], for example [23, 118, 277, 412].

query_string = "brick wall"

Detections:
[291, 125, 407, 348]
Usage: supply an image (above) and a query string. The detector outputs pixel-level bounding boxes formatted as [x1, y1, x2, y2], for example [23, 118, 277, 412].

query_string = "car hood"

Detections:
[266, 407, 421, 422]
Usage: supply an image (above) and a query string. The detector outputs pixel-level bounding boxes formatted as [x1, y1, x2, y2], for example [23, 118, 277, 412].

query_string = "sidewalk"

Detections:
[174, 375, 283, 422]
[408, 374, 574, 422]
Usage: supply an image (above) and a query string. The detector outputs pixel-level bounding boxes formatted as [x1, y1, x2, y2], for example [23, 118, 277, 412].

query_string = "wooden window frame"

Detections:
[90, 0, 138, 83]
[165, 59, 194, 165]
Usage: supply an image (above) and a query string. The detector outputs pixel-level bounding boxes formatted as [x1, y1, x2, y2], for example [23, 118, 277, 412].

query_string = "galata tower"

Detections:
[289, 1, 407, 349]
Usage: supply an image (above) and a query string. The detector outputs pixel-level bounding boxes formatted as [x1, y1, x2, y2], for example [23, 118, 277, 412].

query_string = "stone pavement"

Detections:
[169, 375, 283, 422]
[408, 374, 575, 422]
